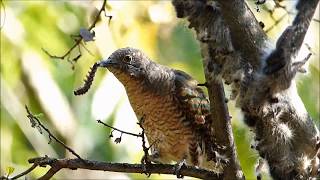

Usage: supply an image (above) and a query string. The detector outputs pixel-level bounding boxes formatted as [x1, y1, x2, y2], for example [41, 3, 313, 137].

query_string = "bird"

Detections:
[74, 47, 225, 173]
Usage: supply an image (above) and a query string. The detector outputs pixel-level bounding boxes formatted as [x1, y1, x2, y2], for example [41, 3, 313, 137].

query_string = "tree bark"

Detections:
[172, 0, 320, 179]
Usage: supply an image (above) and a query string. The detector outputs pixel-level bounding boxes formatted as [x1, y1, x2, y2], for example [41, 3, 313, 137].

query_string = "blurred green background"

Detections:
[1, 1, 319, 179]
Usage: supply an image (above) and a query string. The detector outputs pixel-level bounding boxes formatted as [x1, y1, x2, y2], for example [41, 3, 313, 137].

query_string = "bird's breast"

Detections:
[124, 79, 194, 163]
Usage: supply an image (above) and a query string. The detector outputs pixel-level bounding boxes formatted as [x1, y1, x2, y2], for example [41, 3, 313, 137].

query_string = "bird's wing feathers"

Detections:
[173, 70, 225, 168]
[173, 70, 210, 125]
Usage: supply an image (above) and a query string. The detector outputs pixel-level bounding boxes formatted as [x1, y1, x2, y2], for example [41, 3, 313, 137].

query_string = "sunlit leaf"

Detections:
[6, 166, 15, 177]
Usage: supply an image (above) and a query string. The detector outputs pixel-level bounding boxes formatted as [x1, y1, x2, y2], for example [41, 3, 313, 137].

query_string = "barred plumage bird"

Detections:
[75, 47, 225, 172]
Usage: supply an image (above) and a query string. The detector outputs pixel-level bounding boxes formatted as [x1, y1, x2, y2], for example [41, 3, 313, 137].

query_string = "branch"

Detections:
[263, 0, 319, 77]
[25, 105, 84, 161]
[265, 12, 288, 33]
[172, 1, 244, 179]
[42, 0, 111, 68]
[286, 0, 319, 55]
[12, 106, 226, 179]
[1, 156, 221, 180]
[3, 164, 38, 180]
[97, 117, 159, 175]
[97, 119, 141, 138]
[206, 80, 243, 179]
[214, 0, 269, 69]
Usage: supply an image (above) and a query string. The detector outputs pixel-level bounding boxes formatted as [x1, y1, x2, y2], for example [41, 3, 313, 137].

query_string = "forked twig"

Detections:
[25, 106, 84, 161]
[42, 0, 111, 66]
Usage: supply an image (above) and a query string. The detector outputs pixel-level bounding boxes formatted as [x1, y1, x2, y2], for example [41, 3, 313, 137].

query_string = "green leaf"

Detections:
[6, 166, 15, 177]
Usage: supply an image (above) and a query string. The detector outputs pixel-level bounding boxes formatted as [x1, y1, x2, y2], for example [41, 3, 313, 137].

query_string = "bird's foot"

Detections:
[140, 155, 152, 177]
[174, 159, 187, 179]
[140, 150, 162, 177]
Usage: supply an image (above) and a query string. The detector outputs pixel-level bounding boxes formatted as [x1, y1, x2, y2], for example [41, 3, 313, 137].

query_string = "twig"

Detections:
[97, 117, 158, 176]
[137, 117, 151, 164]
[25, 106, 84, 161]
[138, 120, 149, 162]
[97, 120, 142, 138]
[97, 118, 153, 162]
[313, 18, 320, 23]
[0, 164, 38, 180]
[265, 13, 288, 33]
[87, 0, 108, 31]
[42, 0, 110, 65]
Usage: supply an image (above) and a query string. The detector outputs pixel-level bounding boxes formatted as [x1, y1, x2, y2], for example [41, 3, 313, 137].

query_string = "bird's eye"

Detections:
[123, 55, 132, 63]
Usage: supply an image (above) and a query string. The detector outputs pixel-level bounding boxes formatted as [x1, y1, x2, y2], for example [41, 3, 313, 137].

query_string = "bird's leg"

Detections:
[140, 151, 160, 177]
[140, 140, 162, 177]
[174, 159, 187, 179]
[141, 149, 162, 164]
[148, 150, 162, 163]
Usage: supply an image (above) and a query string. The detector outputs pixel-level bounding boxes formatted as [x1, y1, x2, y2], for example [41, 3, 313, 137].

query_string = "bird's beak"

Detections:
[99, 57, 117, 68]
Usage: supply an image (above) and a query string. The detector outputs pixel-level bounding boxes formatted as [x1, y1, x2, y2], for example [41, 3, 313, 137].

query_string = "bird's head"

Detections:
[99, 47, 150, 79]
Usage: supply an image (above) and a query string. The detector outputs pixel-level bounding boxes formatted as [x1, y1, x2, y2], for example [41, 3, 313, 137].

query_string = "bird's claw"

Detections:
[140, 155, 152, 177]
[174, 159, 187, 179]
[140, 151, 162, 177]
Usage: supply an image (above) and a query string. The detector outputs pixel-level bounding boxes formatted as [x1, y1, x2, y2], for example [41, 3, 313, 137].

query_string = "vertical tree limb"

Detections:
[172, 1, 244, 179]
[205, 76, 243, 179]
[214, 0, 269, 69]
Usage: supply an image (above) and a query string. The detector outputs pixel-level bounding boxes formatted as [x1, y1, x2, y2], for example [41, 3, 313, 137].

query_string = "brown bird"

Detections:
[75, 47, 225, 172]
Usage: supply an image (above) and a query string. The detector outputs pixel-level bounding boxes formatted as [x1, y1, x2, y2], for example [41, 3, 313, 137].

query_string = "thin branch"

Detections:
[265, 12, 288, 33]
[87, 0, 108, 31]
[25, 106, 84, 161]
[97, 120, 141, 138]
[97, 117, 154, 170]
[273, 0, 319, 57]
[2, 164, 38, 180]
[39, 166, 61, 180]
[137, 117, 153, 169]
[17, 156, 220, 180]
[313, 18, 320, 23]
[97, 117, 154, 175]
[207, 80, 242, 179]
[42, 0, 110, 65]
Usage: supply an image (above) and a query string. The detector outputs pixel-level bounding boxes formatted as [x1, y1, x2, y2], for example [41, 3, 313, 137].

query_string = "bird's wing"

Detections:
[173, 70, 210, 126]
[174, 70, 226, 168]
